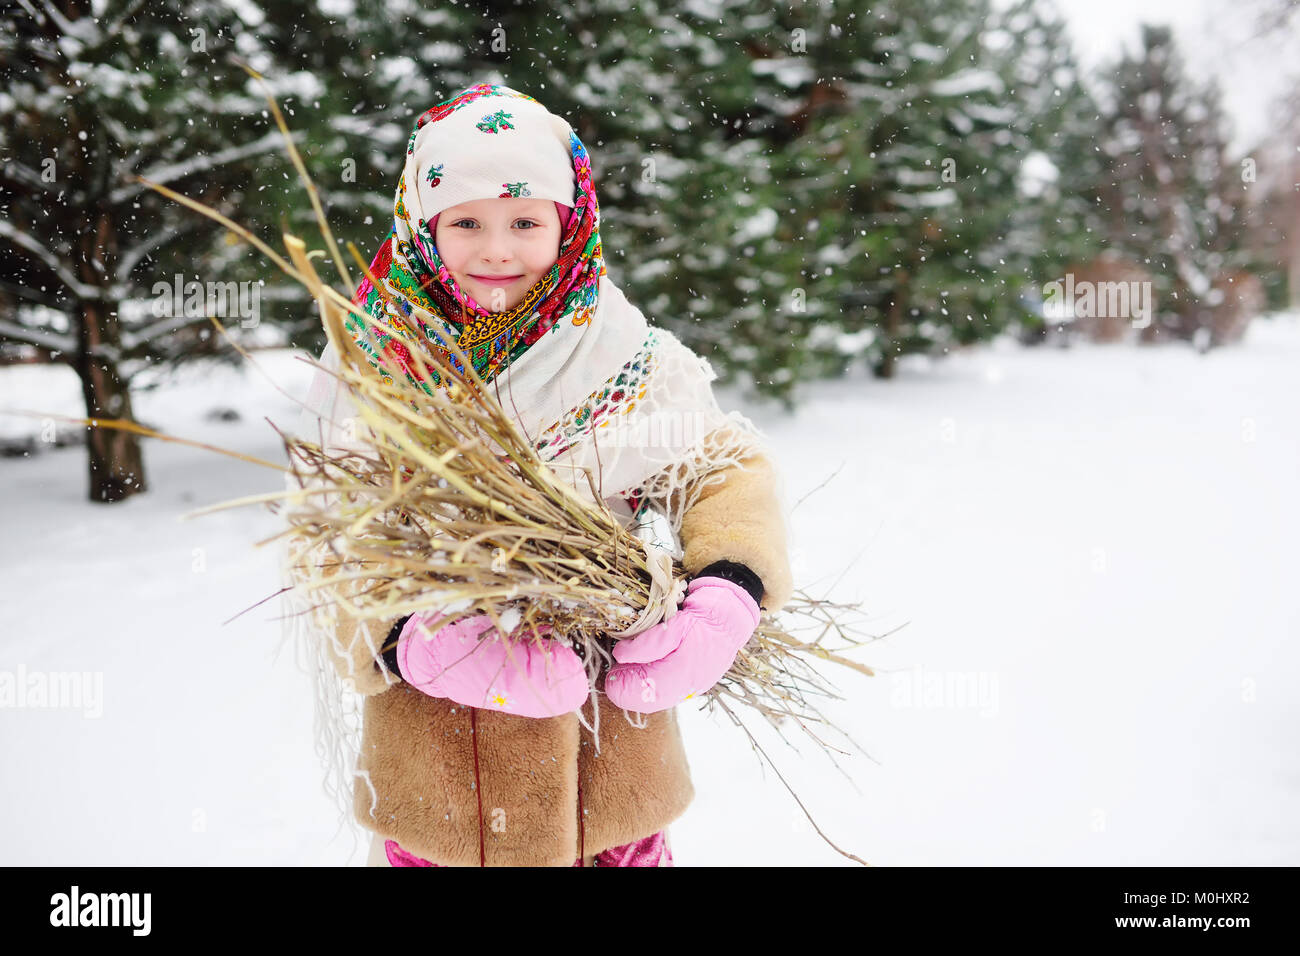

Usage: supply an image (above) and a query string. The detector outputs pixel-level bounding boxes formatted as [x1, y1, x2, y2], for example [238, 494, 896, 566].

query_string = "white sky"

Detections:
[1042, 0, 1299, 153]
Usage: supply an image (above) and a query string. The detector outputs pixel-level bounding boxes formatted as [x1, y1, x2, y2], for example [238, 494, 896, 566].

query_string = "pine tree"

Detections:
[1092, 24, 1242, 340]
[1239, 78, 1300, 310]
[989, 0, 1108, 342]
[0, 1, 295, 501]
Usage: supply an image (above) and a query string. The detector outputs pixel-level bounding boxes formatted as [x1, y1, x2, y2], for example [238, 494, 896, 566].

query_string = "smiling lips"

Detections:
[469, 274, 523, 283]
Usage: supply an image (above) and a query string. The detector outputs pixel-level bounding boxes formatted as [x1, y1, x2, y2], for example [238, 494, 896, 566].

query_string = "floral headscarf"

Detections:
[348, 83, 606, 391]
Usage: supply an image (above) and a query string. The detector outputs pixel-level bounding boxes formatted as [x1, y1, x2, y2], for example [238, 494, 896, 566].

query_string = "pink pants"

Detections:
[384, 829, 673, 867]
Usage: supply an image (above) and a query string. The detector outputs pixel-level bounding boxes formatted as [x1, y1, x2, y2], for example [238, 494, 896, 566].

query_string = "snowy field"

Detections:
[2, 314, 1297, 866]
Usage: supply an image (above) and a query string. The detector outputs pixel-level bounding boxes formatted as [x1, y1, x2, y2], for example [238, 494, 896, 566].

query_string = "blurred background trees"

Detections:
[1, 0, 1292, 500]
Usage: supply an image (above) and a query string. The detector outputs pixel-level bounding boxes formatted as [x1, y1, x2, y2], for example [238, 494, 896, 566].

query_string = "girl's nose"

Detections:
[479, 229, 515, 261]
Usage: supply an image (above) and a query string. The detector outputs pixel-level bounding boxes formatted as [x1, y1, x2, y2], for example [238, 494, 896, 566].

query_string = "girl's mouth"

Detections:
[469, 274, 523, 282]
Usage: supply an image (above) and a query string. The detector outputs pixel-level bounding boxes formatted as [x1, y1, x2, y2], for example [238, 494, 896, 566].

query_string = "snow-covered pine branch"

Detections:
[0, 220, 114, 301]
[113, 220, 213, 283]
[118, 312, 215, 351]
[103, 0, 150, 43]
[0, 163, 59, 195]
[0, 318, 77, 354]
[109, 129, 299, 206]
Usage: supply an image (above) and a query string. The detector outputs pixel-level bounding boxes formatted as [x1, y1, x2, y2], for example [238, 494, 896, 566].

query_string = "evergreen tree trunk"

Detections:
[73, 208, 146, 503]
[74, 299, 145, 502]
[1288, 156, 1300, 309]
[876, 268, 909, 380]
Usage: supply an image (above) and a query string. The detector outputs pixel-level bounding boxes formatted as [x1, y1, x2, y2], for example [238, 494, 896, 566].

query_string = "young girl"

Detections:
[293, 83, 793, 866]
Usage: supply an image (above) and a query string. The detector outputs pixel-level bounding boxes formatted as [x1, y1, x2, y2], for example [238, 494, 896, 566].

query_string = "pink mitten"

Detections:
[604, 577, 760, 714]
[397, 613, 589, 718]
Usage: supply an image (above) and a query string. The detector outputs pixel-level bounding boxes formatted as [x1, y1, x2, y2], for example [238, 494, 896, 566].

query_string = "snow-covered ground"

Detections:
[2, 314, 1297, 866]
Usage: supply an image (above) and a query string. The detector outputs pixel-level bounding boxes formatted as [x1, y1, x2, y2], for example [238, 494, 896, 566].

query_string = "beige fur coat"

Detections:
[327, 439, 793, 866]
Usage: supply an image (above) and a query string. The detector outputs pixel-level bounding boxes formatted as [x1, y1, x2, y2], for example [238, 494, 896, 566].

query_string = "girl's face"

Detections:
[434, 198, 562, 313]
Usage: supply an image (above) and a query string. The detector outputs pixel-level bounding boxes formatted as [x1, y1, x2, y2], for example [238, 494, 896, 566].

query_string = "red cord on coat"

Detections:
[470, 707, 485, 867]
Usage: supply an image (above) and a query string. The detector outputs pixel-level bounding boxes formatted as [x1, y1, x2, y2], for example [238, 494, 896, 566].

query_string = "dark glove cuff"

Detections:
[691, 560, 765, 609]
[380, 615, 410, 680]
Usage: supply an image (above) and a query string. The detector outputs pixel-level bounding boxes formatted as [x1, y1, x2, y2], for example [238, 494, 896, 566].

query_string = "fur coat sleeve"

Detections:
[676, 447, 794, 613]
[642, 427, 795, 614]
